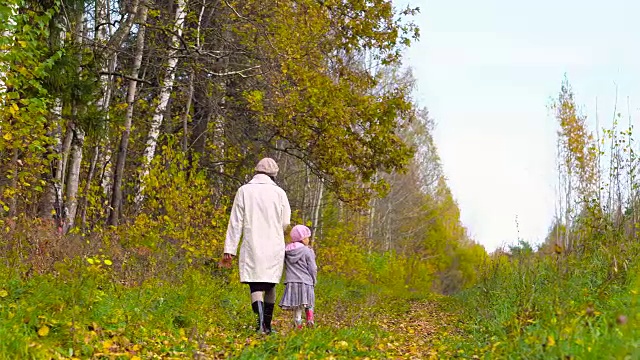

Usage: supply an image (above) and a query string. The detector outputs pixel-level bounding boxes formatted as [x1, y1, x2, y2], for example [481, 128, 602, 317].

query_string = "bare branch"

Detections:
[99, 72, 152, 85]
[222, 0, 249, 21]
[203, 65, 261, 78]
[105, 0, 141, 52]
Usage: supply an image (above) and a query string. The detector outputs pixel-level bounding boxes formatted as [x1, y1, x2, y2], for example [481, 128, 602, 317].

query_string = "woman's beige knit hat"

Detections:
[255, 157, 279, 176]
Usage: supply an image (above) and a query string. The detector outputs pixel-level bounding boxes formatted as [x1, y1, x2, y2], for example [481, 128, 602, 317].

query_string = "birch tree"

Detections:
[108, 4, 148, 226]
[134, 0, 187, 207]
[61, 6, 87, 233]
[552, 75, 598, 250]
[95, 0, 141, 199]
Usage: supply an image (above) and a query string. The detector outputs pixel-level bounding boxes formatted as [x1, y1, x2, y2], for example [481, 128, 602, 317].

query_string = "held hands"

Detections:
[219, 253, 234, 269]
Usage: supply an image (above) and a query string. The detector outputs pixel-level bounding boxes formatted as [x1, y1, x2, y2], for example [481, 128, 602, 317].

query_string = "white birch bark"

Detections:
[62, 10, 86, 232]
[64, 125, 85, 232]
[134, 0, 188, 207]
[311, 178, 324, 245]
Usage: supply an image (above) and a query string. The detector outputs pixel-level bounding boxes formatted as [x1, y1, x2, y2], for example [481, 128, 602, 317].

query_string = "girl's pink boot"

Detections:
[305, 308, 315, 327]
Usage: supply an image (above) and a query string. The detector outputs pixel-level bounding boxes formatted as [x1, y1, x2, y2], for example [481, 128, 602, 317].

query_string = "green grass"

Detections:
[0, 258, 419, 359]
[439, 246, 640, 359]
[4, 242, 638, 359]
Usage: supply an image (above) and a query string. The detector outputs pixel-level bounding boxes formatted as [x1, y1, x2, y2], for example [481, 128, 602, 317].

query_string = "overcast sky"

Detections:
[399, 0, 640, 251]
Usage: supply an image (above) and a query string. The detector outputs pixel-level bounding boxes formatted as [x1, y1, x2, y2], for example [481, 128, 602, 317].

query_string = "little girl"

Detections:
[279, 224, 317, 328]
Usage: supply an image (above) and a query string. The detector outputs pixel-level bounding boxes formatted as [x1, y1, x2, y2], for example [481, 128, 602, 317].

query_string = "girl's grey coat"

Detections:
[284, 246, 317, 285]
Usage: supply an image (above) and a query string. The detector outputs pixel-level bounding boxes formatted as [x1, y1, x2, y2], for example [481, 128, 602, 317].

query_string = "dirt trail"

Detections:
[372, 300, 463, 359]
[266, 298, 464, 359]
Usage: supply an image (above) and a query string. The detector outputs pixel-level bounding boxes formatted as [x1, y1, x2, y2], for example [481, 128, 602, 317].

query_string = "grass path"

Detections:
[0, 269, 470, 359]
[197, 296, 464, 359]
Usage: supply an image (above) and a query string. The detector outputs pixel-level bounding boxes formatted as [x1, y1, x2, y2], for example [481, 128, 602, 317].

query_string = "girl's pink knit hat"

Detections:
[290, 225, 311, 243]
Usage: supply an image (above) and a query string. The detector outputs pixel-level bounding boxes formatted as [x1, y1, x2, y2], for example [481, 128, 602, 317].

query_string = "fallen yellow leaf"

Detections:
[37, 326, 49, 337]
[547, 335, 556, 347]
[102, 340, 113, 350]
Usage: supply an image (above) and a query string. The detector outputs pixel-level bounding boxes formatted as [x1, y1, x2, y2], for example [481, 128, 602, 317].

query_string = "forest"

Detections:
[0, 0, 638, 359]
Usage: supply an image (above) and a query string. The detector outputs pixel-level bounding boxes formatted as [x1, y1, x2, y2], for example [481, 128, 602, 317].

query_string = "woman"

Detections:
[222, 157, 291, 334]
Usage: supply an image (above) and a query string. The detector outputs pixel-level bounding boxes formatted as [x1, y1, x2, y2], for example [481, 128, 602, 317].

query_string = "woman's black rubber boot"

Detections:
[264, 302, 276, 334]
[251, 301, 267, 334]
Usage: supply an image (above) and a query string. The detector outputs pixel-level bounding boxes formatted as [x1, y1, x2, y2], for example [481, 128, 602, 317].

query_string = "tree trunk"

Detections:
[38, 98, 64, 224]
[368, 173, 378, 241]
[61, 9, 87, 233]
[368, 197, 375, 241]
[311, 178, 324, 246]
[38, 16, 67, 228]
[135, 0, 187, 207]
[79, 143, 100, 229]
[95, 0, 113, 114]
[182, 69, 195, 153]
[96, 53, 118, 200]
[556, 137, 563, 251]
[63, 126, 85, 232]
[301, 166, 309, 223]
[565, 172, 571, 251]
[94, 0, 140, 202]
[78, 1, 110, 229]
[108, 5, 148, 226]
[59, 122, 73, 186]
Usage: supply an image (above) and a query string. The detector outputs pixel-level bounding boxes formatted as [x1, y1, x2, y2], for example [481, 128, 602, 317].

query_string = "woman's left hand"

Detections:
[219, 253, 234, 268]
